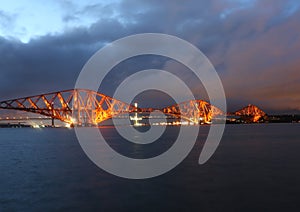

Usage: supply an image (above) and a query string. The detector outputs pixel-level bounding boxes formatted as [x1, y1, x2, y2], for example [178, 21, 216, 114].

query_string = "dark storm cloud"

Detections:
[220, 1, 300, 111]
[0, 35, 94, 99]
[0, 0, 299, 113]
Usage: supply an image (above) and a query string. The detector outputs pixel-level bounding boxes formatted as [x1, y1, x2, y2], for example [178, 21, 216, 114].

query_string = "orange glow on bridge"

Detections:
[0, 89, 266, 125]
[235, 104, 266, 123]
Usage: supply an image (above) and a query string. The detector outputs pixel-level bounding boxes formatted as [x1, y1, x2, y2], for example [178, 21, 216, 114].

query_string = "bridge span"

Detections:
[0, 89, 225, 126]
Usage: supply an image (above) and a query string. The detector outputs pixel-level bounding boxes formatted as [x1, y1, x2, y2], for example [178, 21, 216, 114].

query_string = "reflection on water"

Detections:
[0, 123, 300, 211]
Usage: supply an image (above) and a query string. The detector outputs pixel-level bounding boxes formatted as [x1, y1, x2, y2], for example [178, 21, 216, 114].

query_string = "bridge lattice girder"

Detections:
[0, 89, 133, 125]
[235, 104, 266, 122]
[0, 90, 74, 123]
[72, 89, 133, 125]
[0, 89, 225, 125]
[162, 100, 225, 123]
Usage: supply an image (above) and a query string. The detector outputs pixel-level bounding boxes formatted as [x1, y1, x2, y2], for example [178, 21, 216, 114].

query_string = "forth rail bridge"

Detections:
[0, 89, 266, 127]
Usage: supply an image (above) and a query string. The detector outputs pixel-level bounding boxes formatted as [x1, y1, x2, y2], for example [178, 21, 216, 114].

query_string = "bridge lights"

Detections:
[69, 117, 76, 124]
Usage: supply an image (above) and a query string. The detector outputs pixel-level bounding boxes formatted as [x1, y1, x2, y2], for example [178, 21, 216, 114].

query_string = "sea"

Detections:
[0, 123, 300, 211]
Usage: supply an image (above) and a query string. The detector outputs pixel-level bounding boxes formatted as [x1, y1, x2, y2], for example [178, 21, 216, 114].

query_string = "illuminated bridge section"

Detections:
[72, 90, 133, 125]
[0, 89, 225, 126]
[235, 104, 266, 123]
[162, 100, 225, 124]
[0, 89, 133, 126]
[0, 90, 74, 124]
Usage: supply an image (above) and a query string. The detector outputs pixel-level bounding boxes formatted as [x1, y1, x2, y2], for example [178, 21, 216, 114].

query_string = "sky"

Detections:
[0, 0, 300, 114]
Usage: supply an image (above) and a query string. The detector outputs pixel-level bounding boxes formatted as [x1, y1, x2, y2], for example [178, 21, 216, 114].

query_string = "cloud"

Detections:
[0, 10, 17, 33]
[220, 2, 300, 111]
[0, 0, 299, 114]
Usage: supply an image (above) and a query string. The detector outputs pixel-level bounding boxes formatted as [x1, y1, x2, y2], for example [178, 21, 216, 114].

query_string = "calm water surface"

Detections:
[0, 123, 300, 211]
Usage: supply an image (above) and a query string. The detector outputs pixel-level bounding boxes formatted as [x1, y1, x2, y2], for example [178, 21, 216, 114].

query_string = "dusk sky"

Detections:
[0, 0, 300, 113]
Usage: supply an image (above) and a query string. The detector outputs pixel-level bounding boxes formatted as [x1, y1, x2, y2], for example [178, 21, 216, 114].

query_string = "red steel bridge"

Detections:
[0, 89, 228, 126]
[234, 104, 266, 122]
[0, 89, 267, 125]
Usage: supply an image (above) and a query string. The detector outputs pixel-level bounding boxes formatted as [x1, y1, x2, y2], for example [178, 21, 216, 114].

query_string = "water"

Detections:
[0, 124, 300, 211]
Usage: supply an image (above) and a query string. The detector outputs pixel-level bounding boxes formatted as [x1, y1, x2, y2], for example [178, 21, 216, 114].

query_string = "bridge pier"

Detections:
[51, 117, 54, 127]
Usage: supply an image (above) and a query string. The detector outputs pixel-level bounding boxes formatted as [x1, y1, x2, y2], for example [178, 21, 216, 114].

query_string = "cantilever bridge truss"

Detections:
[234, 104, 266, 122]
[0, 89, 225, 126]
